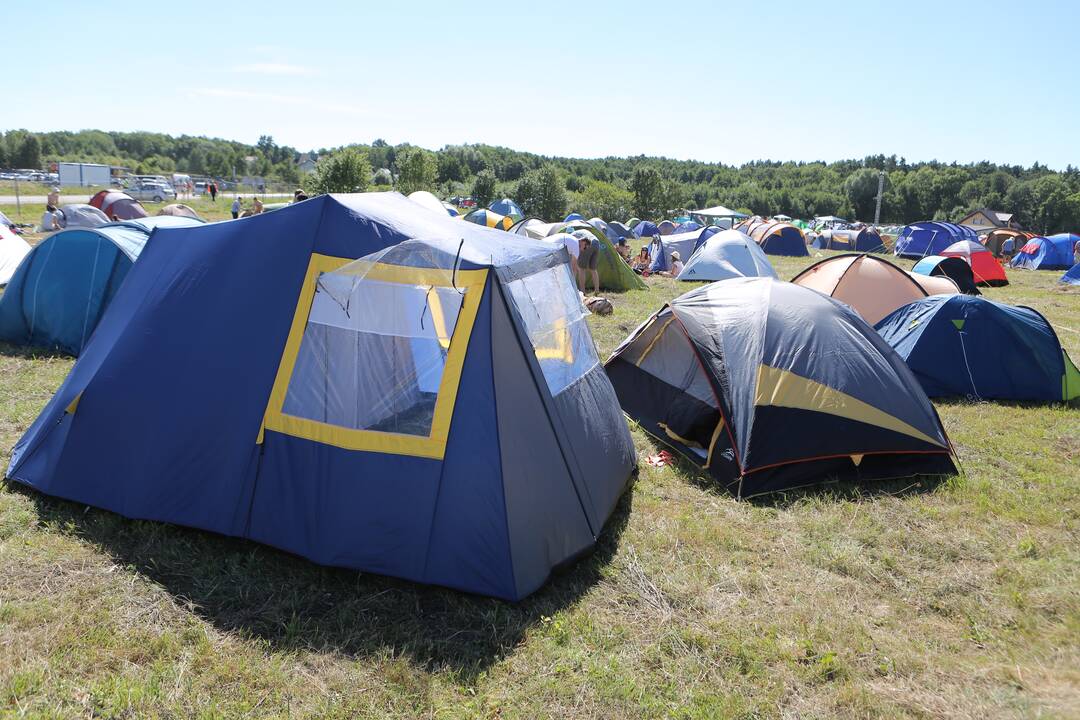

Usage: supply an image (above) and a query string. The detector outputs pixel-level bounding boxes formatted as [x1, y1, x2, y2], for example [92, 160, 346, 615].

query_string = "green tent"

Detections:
[522, 220, 646, 291]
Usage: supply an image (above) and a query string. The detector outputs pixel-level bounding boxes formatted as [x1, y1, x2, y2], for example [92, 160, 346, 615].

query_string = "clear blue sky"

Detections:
[6, 0, 1077, 167]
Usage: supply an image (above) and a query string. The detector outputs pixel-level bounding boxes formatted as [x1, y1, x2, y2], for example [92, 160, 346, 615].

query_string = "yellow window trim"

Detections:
[259, 253, 488, 460]
[533, 316, 574, 362]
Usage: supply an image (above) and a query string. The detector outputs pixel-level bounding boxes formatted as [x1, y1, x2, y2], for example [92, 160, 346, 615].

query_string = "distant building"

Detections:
[958, 208, 1022, 232]
[297, 154, 318, 173]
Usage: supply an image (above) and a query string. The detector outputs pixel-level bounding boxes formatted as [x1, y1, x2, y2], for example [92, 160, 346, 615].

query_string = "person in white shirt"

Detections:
[231, 196, 242, 219]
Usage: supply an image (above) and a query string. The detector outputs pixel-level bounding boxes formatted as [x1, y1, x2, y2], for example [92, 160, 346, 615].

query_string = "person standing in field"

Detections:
[209, 181, 217, 202]
[576, 233, 600, 295]
[1001, 236, 1015, 263]
[231, 196, 241, 219]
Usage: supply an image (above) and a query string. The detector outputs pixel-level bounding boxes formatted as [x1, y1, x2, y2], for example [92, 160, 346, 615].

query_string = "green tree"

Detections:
[472, 168, 497, 207]
[844, 168, 885, 221]
[0, 133, 7, 167]
[516, 165, 567, 220]
[577, 179, 633, 220]
[13, 134, 41, 169]
[304, 148, 372, 195]
[394, 147, 438, 195]
[630, 165, 664, 219]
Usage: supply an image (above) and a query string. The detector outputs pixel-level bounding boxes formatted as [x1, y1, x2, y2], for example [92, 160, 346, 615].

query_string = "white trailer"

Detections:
[58, 162, 112, 187]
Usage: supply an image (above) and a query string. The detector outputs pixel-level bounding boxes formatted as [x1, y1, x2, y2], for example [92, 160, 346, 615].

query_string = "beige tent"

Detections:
[906, 271, 960, 297]
[791, 253, 954, 326]
[157, 204, 203, 221]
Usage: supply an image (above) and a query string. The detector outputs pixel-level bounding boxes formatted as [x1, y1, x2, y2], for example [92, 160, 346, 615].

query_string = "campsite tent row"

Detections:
[6, 193, 1073, 601]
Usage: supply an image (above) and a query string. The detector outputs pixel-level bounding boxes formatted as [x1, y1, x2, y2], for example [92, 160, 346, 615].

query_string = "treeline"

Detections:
[3, 129, 1079, 232]
[0, 129, 302, 184]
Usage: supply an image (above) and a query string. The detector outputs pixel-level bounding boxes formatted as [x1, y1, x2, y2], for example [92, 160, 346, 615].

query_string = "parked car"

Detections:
[126, 182, 176, 203]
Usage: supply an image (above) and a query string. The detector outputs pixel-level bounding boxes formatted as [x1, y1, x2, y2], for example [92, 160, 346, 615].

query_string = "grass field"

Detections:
[1, 241, 1078, 718]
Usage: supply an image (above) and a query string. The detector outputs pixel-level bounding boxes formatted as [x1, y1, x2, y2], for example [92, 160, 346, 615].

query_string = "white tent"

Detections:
[677, 229, 776, 282]
[407, 190, 450, 217]
[0, 225, 31, 286]
[690, 205, 749, 220]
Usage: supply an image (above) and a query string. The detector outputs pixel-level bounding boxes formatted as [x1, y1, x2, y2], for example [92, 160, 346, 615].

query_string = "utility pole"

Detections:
[873, 171, 885, 226]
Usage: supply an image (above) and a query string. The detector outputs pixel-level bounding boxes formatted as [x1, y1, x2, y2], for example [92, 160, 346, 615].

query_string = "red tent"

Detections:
[941, 240, 1008, 287]
[88, 190, 148, 221]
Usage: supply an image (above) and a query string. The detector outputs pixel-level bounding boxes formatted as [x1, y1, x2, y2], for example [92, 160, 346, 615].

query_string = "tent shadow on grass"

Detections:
[13, 480, 634, 677]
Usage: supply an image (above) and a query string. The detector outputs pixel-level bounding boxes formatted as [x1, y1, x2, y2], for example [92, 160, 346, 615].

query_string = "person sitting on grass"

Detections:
[657, 251, 684, 278]
[631, 247, 651, 274]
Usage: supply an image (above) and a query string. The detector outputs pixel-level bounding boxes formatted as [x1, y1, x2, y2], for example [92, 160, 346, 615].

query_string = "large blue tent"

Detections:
[893, 221, 979, 258]
[7, 193, 636, 601]
[875, 295, 1080, 402]
[1010, 234, 1077, 270]
[0, 216, 202, 355]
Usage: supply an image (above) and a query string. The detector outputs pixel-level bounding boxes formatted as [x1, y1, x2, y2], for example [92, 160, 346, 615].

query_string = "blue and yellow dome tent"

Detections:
[875, 295, 1080, 403]
[0, 216, 203, 356]
[7, 193, 635, 601]
[605, 278, 956, 497]
[489, 198, 524, 222]
[464, 208, 514, 230]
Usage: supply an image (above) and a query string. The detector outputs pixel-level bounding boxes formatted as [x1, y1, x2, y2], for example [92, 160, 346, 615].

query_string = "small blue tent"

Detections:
[894, 221, 978, 258]
[564, 212, 584, 222]
[0, 216, 202, 355]
[634, 220, 660, 238]
[811, 228, 886, 252]
[1011, 234, 1077, 270]
[673, 221, 701, 234]
[875, 295, 1080, 402]
[1061, 263, 1080, 285]
[7, 193, 636, 601]
[489, 198, 524, 220]
[657, 220, 676, 236]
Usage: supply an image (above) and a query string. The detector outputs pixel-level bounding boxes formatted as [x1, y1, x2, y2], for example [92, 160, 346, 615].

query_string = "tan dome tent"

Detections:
[906, 271, 960, 296]
[791, 253, 950, 326]
[983, 228, 1035, 258]
[157, 204, 203, 221]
